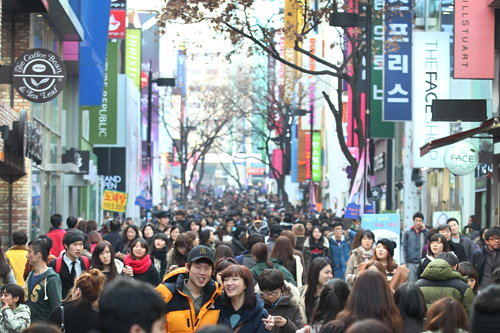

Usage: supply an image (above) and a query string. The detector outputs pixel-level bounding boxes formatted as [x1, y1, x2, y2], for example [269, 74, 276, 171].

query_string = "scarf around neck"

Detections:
[360, 247, 374, 259]
[124, 254, 151, 274]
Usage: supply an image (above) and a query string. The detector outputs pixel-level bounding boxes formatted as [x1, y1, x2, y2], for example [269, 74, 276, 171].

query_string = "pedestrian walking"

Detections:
[401, 212, 428, 283]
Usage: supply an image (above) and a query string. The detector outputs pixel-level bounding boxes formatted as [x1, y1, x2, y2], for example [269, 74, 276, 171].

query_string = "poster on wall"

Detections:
[432, 211, 461, 228]
[362, 213, 401, 264]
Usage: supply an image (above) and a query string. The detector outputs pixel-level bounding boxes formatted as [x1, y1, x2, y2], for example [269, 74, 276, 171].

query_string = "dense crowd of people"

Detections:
[0, 190, 499, 333]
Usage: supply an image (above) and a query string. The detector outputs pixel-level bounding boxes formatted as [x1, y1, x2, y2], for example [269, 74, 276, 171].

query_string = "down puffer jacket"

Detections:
[415, 259, 474, 316]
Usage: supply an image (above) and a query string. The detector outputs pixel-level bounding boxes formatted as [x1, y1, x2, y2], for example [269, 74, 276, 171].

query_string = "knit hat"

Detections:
[232, 226, 247, 240]
[270, 224, 283, 238]
[377, 238, 397, 258]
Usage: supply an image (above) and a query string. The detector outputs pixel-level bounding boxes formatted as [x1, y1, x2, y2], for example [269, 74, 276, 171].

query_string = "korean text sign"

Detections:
[102, 190, 128, 213]
[362, 213, 401, 264]
[383, 0, 412, 121]
[312, 132, 321, 182]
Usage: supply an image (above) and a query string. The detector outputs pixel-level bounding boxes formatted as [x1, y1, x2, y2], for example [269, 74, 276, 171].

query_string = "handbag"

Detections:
[59, 306, 65, 332]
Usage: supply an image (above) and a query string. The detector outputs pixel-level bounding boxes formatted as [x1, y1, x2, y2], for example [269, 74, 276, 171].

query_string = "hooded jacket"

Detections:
[155, 267, 223, 333]
[250, 259, 296, 286]
[402, 227, 428, 264]
[248, 221, 270, 237]
[217, 293, 268, 333]
[0, 304, 31, 333]
[5, 245, 29, 286]
[24, 267, 62, 322]
[415, 259, 474, 316]
[229, 238, 246, 257]
[256, 281, 303, 333]
[302, 237, 331, 273]
[234, 250, 256, 270]
[328, 234, 351, 280]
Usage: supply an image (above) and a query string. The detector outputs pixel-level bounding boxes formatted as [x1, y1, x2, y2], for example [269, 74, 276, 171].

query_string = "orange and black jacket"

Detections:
[155, 267, 223, 333]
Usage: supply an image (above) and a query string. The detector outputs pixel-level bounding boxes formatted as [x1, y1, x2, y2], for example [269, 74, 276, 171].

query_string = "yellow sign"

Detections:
[102, 190, 128, 213]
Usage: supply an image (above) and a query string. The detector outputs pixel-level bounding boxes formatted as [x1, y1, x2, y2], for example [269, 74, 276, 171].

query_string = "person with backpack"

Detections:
[25, 238, 62, 322]
[48, 230, 90, 299]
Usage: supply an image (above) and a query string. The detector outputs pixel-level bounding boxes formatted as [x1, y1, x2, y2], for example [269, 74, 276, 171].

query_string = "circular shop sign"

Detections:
[12, 48, 67, 103]
[443, 141, 479, 176]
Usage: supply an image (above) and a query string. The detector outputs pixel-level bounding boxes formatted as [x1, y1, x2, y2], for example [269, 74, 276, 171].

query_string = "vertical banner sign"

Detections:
[89, 42, 118, 144]
[453, 0, 494, 79]
[371, 0, 394, 138]
[271, 149, 283, 179]
[125, 29, 142, 91]
[412, 32, 450, 168]
[312, 132, 321, 182]
[362, 213, 401, 264]
[383, 0, 412, 121]
[283, 0, 302, 105]
[305, 133, 311, 179]
[176, 45, 187, 98]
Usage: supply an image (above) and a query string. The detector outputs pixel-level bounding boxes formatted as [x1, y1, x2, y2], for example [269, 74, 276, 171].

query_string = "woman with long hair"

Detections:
[302, 226, 331, 272]
[270, 236, 299, 285]
[86, 219, 98, 234]
[123, 238, 160, 286]
[218, 265, 273, 332]
[345, 230, 375, 286]
[114, 225, 140, 261]
[298, 257, 334, 325]
[88, 231, 103, 254]
[167, 224, 183, 250]
[250, 243, 295, 286]
[189, 220, 200, 234]
[329, 270, 404, 333]
[0, 238, 16, 287]
[216, 223, 232, 243]
[199, 229, 216, 251]
[150, 233, 169, 281]
[417, 233, 450, 279]
[280, 230, 306, 287]
[141, 223, 157, 248]
[393, 283, 427, 333]
[424, 297, 469, 333]
[457, 262, 479, 295]
[297, 279, 350, 333]
[48, 269, 106, 333]
[256, 269, 304, 333]
[357, 238, 409, 290]
[76, 220, 88, 233]
[166, 233, 193, 271]
[90, 241, 124, 281]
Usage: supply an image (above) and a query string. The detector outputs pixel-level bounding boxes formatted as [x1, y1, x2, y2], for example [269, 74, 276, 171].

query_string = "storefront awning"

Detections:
[46, 0, 84, 41]
[420, 118, 500, 157]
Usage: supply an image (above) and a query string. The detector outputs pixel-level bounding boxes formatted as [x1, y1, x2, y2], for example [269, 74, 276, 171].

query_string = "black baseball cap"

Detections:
[187, 245, 214, 264]
[157, 211, 169, 219]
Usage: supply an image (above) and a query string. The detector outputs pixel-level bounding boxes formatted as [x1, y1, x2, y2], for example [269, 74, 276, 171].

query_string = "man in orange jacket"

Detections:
[156, 245, 223, 332]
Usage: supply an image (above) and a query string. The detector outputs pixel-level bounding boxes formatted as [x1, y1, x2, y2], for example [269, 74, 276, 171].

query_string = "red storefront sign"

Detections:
[109, 10, 126, 39]
[248, 167, 265, 175]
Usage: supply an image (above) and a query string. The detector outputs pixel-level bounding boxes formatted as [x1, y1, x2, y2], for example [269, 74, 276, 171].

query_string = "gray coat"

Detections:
[456, 233, 474, 260]
[402, 227, 428, 264]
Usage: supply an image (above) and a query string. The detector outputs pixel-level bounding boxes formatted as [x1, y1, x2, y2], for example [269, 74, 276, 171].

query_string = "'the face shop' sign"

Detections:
[444, 141, 479, 176]
[12, 48, 67, 103]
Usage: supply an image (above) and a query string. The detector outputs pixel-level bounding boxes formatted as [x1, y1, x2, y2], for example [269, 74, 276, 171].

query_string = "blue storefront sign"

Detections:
[383, 0, 412, 121]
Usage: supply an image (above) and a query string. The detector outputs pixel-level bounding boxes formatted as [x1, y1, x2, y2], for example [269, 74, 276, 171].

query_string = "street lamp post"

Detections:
[330, 2, 372, 211]
[146, 66, 175, 220]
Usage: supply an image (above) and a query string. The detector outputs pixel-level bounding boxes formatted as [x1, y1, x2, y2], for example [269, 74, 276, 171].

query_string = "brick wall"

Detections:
[1, 13, 31, 112]
[0, 9, 31, 249]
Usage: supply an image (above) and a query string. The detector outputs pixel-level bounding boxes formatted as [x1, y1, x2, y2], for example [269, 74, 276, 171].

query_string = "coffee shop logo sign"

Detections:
[12, 48, 67, 103]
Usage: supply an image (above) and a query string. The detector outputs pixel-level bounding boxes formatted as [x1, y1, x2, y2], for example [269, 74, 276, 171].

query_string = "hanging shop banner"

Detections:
[362, 213, 401, 264]
[301, 37, 323, 131]
[109, 10, 126, 39]
[412, 32, 450, 168]
[270, 149, 283, 179]
[125, 29, 142, 91]
[383, 0, 412, 121]
[312, 132, 321, 182]
[432, 211, 461, 228]
[444, 141, 479, 176]
[102, 190, 128, 213]
[89, 42, 118, 144]
[283, 0, 301, 105]
[12, 48, 67, 103]
[453, 0, 494, 79]
[370, 0, 394, 138]
[175, 45, 186, 97]
[305, 132, 311, 180]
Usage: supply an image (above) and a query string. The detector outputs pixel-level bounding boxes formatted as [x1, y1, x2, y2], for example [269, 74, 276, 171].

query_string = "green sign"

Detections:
[89, 42, 118, 144]
[370, 0, 394, 138]
[125, 29, 142, 91]
[312, 132, 321, 182]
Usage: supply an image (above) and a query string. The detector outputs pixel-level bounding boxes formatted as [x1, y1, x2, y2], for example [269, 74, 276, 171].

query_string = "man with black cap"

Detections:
[267, 224, 283, 254]
[230, 226, 247, 257]
[156, 245, 223, 332]
[155, 211, 170, 233]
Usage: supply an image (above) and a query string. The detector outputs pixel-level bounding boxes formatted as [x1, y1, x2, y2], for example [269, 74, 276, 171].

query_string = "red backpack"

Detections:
[55, 256, 90, 273]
